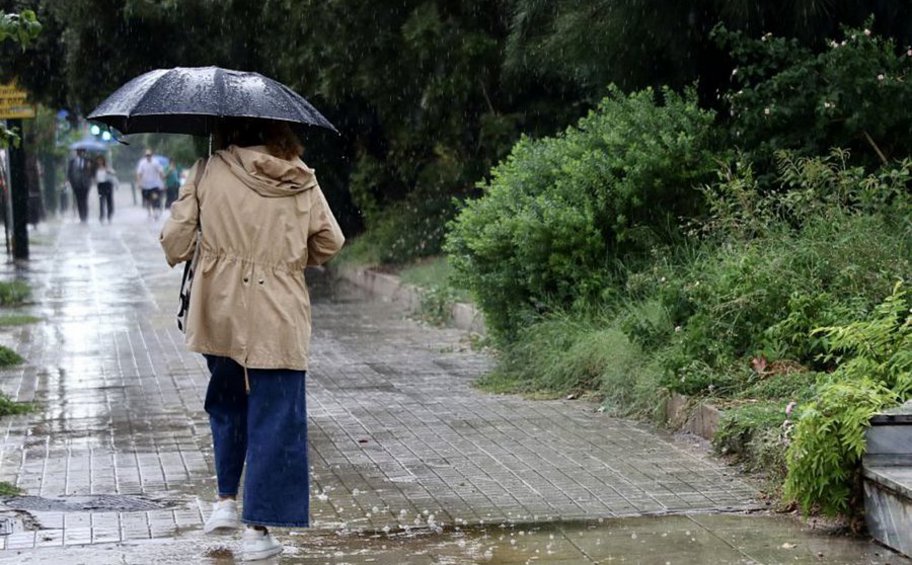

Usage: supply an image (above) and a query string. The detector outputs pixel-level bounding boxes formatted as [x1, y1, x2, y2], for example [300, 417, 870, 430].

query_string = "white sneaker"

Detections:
[242, 527, 283, 561]
[203, 499, 240, 534]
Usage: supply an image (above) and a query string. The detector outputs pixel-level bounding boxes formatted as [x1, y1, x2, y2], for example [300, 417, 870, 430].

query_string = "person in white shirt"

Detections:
[136, 149, 165, 220]
[95, 155, 117, 224]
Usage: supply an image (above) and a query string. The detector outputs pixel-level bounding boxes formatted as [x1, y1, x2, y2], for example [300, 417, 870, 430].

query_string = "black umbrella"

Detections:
[87, 66, 337, 136]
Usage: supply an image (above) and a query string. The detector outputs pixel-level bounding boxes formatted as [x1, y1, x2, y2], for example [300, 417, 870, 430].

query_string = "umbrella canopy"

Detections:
[69, 137, 108, 152]
[87, 66, 337, 136]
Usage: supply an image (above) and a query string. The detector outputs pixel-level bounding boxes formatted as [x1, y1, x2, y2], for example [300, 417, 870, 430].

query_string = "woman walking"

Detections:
[160, 119, 344, 561]
[94, 155, 116, 223]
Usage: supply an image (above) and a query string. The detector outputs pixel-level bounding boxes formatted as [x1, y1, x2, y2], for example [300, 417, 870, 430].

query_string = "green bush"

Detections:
[784, 284, 912, 516]
[662, 153, 912, 395]
[416, 284, 459, 326]
[446, 86, 719, 343]
[714, 401, 787, 461]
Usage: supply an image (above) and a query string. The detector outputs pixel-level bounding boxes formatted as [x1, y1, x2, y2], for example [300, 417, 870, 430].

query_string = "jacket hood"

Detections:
[217, 145, 317, 197]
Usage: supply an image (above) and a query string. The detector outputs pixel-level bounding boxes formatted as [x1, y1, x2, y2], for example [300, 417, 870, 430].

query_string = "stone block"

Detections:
[863, 402, 912, 558]
[865, 425, 912, 456]
[864, 469, 912, 558]
[664, 393, 720, 441]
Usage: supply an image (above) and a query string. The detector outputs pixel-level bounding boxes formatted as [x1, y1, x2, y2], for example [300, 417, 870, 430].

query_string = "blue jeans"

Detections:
[204, 355, 310, 527]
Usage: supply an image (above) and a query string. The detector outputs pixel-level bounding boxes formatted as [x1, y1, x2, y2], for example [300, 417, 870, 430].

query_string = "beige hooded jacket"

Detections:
[160, 144, 345, 371]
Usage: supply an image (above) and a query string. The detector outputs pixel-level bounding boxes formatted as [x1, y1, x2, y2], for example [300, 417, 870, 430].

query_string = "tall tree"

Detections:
[504, 0, 912, 106]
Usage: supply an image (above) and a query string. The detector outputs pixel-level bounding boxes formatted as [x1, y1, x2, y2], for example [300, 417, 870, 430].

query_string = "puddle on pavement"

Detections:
[176, 514, 906, 564]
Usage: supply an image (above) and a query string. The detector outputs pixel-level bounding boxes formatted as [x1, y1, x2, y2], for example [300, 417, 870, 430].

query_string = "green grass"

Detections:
[399, 257, 472, 327]
[398, 257, 461, 293]
[0, 481, 21, 496]
[0, 346, 23, 367]
[333, 237, 382, 268]
[477, 312, 666, 418]
[0, 392, 32, 417]
[335, 250, 474, 327]
[0, 315, 40, 327]
[0, 281, 30, 306]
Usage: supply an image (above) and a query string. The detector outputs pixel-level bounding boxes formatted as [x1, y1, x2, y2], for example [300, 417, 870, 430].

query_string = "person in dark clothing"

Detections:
[94, 155, 116, 223]
[164, 162, 181, 208]
[66, 148, 93, 223]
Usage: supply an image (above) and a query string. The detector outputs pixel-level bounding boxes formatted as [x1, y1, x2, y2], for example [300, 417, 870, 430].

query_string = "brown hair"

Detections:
[216, 119, 304, 161]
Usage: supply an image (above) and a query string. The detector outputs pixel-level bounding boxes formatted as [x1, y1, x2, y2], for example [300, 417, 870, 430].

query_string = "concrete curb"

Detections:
[334, 264, 486, 334]
[665, 392, 721, 441]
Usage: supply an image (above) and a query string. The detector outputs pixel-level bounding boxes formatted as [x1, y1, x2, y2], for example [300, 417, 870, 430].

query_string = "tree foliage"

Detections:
[719, 19, 912, 177]
[0, 8, 40, 49]
[7, 1, 912, 256]
[505, 1, 912, 104]
[258, 0, 581, 258]
[0, 7, 42, 148]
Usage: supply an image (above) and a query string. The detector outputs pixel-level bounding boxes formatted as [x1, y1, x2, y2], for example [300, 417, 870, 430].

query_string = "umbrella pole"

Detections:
[208, 134, 212, 157]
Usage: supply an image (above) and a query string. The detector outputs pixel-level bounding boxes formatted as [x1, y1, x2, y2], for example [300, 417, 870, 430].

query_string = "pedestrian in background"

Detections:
[160, 119, 344, 561]
[164, 161, 181, 208]
[94, 155, 117, 224]
[136, 149, 164, 220]
[66, 148, 93, 223]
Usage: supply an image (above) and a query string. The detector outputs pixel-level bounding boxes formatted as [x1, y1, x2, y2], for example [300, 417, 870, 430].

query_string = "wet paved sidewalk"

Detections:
[0, 195, 901, 563]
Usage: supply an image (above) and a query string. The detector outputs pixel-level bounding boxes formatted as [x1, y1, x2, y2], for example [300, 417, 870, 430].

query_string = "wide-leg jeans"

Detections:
[203, 355, 310, 527]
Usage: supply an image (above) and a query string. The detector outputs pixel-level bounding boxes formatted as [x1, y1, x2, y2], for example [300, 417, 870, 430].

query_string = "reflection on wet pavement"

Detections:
[0, 514, 905, 564]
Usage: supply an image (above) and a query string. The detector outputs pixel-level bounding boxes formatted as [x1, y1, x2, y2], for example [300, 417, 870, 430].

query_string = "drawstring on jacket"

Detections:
[244, 354, 251, 394]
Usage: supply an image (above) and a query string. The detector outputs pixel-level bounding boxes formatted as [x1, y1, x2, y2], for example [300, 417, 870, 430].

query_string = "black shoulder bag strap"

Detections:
[176, 157, 208, 333]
